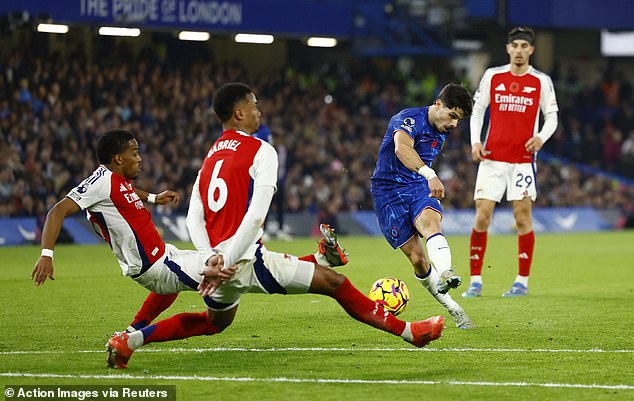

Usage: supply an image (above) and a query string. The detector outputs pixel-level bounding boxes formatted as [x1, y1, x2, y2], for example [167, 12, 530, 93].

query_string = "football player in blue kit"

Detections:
[371, 83, 475, 329]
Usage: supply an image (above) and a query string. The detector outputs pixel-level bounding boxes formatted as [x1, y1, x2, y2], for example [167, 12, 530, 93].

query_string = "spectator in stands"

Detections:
[0, 33, 632, 234]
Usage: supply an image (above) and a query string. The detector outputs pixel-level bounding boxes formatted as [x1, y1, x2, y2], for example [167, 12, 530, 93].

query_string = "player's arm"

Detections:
[32, 197, 81, 286]
[186, 173, 214, 256]
[394, 131, 445, 199]
[134, 188, 180, 206]
[198, 184, 275, 297]
[222, 185, 275, 270]
[525, 111, 558, 153]
[221, 142, 278, 269]
[526, 76, 559, 153]
[470, 70, 492, 161]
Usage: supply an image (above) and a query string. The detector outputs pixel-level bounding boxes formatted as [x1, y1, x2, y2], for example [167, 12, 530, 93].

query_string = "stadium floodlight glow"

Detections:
[178, 31, 210, 41]
[601, 30, 634, 56]
[36, 23, 69, 34]
[98, 26, 141, 37]
[234, 33, 274, 44]
[307, 37, 337, 48]
[452, 39, 483, 51]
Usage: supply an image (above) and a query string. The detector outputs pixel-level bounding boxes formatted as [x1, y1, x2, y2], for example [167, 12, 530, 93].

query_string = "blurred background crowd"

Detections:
[1, 38, 633, 229]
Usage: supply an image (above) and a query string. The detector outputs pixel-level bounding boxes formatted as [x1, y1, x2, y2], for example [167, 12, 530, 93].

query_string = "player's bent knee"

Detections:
[206, 308, 236, 333]
[310, 265, 345, 295]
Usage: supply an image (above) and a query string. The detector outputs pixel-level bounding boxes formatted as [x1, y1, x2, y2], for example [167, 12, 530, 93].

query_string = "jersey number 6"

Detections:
[208, 160, 228, 212]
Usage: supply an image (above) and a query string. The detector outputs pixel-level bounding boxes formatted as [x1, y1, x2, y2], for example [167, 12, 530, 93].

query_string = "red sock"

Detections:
[332, 278, 406, 336]
[518, 231, 535, 277]
[129, 293, 179, 330]
[469, 229, 488, 276]
[140, 312, 220, 345]
[299, 254, 318, 264]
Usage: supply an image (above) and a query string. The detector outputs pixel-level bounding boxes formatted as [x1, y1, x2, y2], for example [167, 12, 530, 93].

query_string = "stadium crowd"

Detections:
[1, 43, 633, 227]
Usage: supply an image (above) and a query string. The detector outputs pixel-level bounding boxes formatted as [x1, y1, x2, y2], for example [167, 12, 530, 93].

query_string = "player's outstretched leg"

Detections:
[106, 332, 134, 369]
[324, 272, 444, 347]
[106, 311, 223, 368]
[417, 267, 475, 329]
[436, 267, 462, 294]
[299, 224, 349, 267]
[316, 224, 349, 267]
[127, 292, 179, 332]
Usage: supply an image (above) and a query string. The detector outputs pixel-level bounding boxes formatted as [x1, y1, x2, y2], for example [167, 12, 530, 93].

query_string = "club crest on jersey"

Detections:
[390, 226, 399, 238]
[403, 117, 415, 126]
[522, 86, 537, 93]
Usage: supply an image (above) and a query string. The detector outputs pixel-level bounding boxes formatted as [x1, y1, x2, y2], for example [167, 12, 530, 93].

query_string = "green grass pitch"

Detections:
[1, 231, 633, 400]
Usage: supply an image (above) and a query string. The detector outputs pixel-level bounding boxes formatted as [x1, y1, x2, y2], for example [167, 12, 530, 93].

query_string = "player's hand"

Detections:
[427, 177, 445, 200]
[197, 255, 237, 297]
[471, 143, 485, 162]
[525, 136, 544, 153]
[156, 190, 181, 206]
[32, 257, 55, 287]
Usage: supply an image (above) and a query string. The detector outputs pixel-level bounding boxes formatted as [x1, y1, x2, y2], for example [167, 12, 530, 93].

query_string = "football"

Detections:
[368, 277, 410, 316]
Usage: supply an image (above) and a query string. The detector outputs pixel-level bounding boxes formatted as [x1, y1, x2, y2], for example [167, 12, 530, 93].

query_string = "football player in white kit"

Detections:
[31, 129, 236, 368]
[105, 83, 446, 368]
[464, 27, 559, 298]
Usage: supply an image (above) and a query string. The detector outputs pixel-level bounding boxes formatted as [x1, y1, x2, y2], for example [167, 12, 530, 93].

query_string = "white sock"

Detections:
[127, 331, 144, 350]
[400, 322, 413, 341]
[314, 252, 330, 267]
[515, 275, 529, 287]
[415, 267, 460, 310]
[426, 234, 452, 274]
[470, 275, 482, 285]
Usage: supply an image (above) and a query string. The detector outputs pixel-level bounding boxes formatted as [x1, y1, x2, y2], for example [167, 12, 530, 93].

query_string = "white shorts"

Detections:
[132, 243, 206, 295]
[474, 159, 537, 202]
[205, 247, 315, 311]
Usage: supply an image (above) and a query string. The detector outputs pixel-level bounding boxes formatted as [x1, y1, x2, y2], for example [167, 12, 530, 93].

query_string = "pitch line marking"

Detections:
[1, 347, 633, 355]
[1, 372, 632, 391]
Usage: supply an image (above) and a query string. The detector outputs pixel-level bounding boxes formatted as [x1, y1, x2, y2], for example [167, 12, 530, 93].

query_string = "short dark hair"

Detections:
[507, 26, 535, 45]
[438, 83, 473, 117]
[96, 129, 135, 164]
[212, 82, 253, 123]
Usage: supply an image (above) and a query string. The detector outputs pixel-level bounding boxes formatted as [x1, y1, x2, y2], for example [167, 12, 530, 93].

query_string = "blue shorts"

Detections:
[371, 182, 443, 249]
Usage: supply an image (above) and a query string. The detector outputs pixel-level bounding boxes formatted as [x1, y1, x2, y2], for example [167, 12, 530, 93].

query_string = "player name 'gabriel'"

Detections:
[207, 138, 241, 158]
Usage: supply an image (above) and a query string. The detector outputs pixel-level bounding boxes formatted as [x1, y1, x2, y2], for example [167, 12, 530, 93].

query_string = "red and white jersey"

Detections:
[187, 130, 277, 260]
[472, 65, 558, 163]
[66, 165, 165, 276]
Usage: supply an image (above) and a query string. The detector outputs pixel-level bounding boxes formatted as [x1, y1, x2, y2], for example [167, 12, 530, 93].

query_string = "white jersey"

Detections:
[67, 165, 166, 276]
[187, 130, 278, 264]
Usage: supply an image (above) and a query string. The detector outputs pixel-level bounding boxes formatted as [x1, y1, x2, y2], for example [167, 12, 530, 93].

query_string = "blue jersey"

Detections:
[371, 106, 447, 187]
[252, 124, 272, 144]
